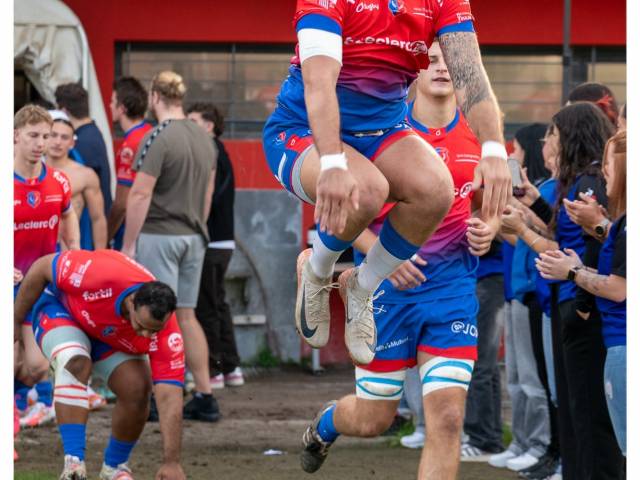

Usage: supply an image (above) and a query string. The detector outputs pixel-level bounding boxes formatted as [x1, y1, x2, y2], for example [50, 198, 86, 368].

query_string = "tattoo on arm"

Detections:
[438, 31, 494, 117]
[576, 270, 610, 296]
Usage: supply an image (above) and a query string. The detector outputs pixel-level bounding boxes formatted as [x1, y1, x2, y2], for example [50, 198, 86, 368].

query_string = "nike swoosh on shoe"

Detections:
[300, 285, 318, 338]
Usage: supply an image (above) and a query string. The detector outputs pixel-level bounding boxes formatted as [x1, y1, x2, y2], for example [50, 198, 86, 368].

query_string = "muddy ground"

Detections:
[15, 366, 518, 480]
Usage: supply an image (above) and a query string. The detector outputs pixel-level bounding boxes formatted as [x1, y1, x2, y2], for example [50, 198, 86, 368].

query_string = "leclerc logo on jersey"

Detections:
[14, 215, 59, 231]
[344, 36, 428, 55]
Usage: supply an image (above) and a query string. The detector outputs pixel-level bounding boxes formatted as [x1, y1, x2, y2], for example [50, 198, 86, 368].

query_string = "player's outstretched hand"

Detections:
[472, 155, 511, 218]
[389, 255, 428, 290]
[155, 462, 186, 480]
[315, 168, 359, 236]
[466, 218, 495, 256]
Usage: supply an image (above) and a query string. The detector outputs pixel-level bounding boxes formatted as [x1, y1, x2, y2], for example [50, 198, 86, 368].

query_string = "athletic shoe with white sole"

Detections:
[295, 249, 336, 348]
[20, 402, 55, 427]
[460, 442, 493, 462]
[99, 462, 134, 480]
[300, 400, 337, 473]
[224, 367, 245, 387]
[489, 449, 519, 468]
[400, 431, 425, 449]
[338, 268, 380, 365]
[210, 373, 225, 389]
[59, 455, 87, 480]
[507, 452, 540, 471]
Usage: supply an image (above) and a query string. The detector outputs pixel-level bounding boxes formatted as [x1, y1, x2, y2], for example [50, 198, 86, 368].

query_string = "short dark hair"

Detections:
[134, 281, 177, 321]
[113, 77, 148, 119]
[186, 102, 225, 137]
[55, 83, 90, 119]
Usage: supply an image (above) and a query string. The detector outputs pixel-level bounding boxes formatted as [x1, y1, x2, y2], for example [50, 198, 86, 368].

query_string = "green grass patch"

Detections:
[388, 419, 416, 448]
[14, 472, 57, 480]
[502, 423, 512, 447]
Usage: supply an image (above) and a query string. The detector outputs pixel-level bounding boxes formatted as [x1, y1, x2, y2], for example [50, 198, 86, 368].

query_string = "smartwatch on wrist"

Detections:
[594, 218, 611, 239]
[567, 265, 582, 282]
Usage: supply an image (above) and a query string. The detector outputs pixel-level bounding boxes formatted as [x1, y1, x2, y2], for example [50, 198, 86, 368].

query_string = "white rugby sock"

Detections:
[357, 238, 404, 292]
[309, 235, 344, 279]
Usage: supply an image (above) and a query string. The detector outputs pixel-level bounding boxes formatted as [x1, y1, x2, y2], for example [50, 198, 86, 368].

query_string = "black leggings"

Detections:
[551, 287, 623, 480]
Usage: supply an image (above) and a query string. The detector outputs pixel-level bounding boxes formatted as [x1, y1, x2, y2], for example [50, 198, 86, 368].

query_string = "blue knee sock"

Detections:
[59, 424, 86, 460]
[379, 218, 421, 260]
[104, 436, 137, 468]
[35, 380, 54, 407]
[14, 379, 31, 411]
[316, 405, 339, 443]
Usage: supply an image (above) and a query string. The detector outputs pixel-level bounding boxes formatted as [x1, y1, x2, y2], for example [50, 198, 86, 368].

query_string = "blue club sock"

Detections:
[35, 380, 54, 407]
[59, 424, 87, 460]
[316, 405, 339, 443]
[104, 435, 137, 468]
[14, 379, 31, 411]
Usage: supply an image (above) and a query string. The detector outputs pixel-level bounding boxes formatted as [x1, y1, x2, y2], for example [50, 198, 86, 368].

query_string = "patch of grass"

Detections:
[14, 472, 57, 480]
[502, 423, 512, 447]
[253, 344, 280, 368]
[388, 419, 416, 448]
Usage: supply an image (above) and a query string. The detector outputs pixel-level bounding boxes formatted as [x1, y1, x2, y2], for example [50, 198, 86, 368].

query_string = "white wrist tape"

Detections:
[320, 152, 348, 171]
[481, 141, 508, 160]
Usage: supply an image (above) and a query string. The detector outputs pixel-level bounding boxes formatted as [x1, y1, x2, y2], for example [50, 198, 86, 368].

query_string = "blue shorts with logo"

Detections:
[367, 292, 479, 372]
[32, 290, 120, 363]
[262, 108, 415, 202]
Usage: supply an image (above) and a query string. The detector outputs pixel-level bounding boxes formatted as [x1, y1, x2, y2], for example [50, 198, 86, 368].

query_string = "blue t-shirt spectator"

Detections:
[74, 121, 112, 215]
[476, 240, 503, 279]
[597, 214, 626, 348]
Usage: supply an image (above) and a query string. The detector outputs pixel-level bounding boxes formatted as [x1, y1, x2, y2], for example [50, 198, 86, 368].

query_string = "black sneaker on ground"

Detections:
[381, 413, 412, 437]
[301, 401, 337, 473]
[148, 394, 159, 422]
[183, 393, 221, 422]
[518, 452, 559, 479]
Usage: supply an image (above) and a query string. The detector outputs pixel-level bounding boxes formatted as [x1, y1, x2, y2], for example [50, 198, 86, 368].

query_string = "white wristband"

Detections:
[481, 141, 508, 160]
[320, 152, 348, 171]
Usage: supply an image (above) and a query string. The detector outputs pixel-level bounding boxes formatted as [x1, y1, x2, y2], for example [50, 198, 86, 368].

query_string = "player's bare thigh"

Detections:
[299, 143, 389, 208]
[374, 134, 453, 205]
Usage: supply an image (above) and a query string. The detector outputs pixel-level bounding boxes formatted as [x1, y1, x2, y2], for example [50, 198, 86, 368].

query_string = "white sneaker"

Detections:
[488, 449, 518, 468]
[210, 374, 225, 389]
[338, 268, 380, 365]
[460, 442, 493, 462]
[506, 452, 539, 471]
[99, 462, 134, 480]
[295, 249, 335, 348]
[549, 473, 562, 480]
[224, 367, 245, 387]
[20, 402, 56, 427]
[60, 454, 87, 480]
[400, 431, 425, 449]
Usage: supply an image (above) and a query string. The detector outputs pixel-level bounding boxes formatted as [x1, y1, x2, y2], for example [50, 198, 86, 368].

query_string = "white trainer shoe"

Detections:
[338, 268, 380, 365]
[488, 449, 518, 468]
[224, 367, 245, 387]
[210, 374, 225, 389]
[99, 462, 134, 480]
[460, 442, 493, 462]
[59, 455, 87, 480]
[400, 431, 425, 449]
[20, 402, 56, 428]
[295, 249, 335, 348]
[506, 452, 539, 471]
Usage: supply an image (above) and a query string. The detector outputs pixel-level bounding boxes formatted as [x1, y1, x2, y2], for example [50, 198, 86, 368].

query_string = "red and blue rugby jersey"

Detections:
[14, 164, 72, 276]
[50, 249, 185, 385]
[115, 121, 153, 187]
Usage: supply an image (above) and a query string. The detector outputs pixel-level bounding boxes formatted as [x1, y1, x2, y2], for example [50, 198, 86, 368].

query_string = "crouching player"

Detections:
[14, 249, 187, 480]
[299, 42, 500, 480]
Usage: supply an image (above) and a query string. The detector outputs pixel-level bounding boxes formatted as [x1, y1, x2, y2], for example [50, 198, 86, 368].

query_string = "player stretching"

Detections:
[300, 42, 500, 479]
[15, 250, 187, 480]
[14, 105, 80, 428]
[263, 0, 510, 365]
[46, 114, 108, 249]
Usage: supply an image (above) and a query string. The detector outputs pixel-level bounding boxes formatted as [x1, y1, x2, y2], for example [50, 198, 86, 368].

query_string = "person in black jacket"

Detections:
[501, 102, 623, 480]
[187, 103, 243, 389]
